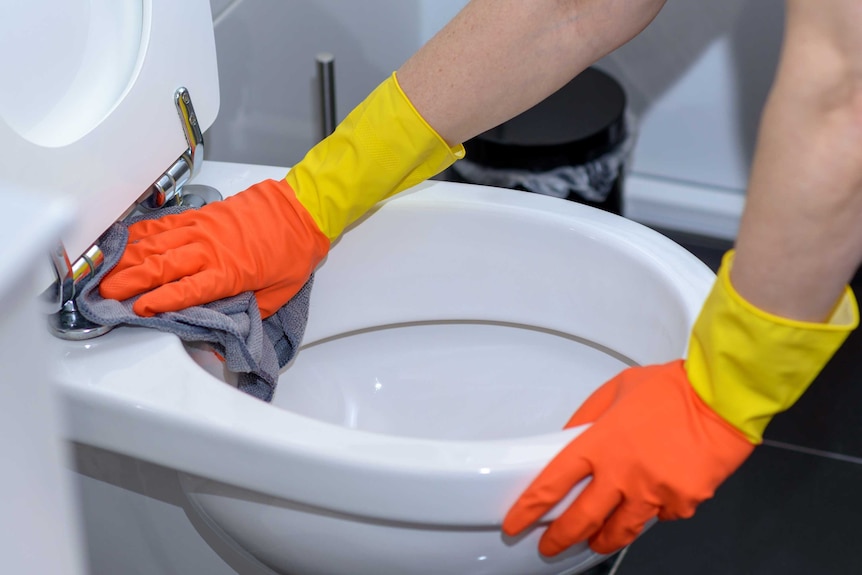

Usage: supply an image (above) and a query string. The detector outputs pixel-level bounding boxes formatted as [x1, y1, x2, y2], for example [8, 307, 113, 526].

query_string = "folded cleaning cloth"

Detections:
[77, 206, 313, 403]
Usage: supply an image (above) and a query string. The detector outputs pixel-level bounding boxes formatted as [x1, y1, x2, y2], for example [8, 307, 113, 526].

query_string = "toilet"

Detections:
[2, 2, 716, 574]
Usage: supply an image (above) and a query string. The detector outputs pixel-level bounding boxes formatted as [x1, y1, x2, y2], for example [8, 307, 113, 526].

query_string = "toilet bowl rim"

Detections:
[55, 175, 716, 523]
[58, 331, 588, 524]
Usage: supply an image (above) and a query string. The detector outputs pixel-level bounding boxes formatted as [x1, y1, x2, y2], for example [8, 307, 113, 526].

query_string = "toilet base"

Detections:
[70, 441, 612, 575]
[69, 444, 274, 575]
[178, 473, 611, 575]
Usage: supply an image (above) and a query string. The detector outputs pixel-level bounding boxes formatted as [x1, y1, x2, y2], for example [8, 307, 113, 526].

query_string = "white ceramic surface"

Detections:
[274, 321, 628, 440]
[0, 192, 86, 574]
[0, 0, 219, 261]
[54, 161, 714, 574]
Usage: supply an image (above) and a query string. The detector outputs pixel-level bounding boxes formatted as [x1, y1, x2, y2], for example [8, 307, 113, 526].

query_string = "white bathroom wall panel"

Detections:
[627, 37, 749, 191]
[206, 0, 783, 240]
[206, 0, 468, 168]
[418, 0, 470, 45]
[209, 0, 236, 20]
[71, 445, 273, 574]
[597, 0, 784, 238]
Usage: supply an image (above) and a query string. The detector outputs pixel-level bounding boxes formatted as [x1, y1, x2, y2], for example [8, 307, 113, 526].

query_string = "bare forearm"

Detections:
[733, 0, 862, 321]
[397, 0, 666, 146]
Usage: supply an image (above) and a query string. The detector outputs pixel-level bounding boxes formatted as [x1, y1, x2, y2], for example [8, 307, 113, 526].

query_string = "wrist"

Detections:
[685, 250, 858, 443]
[285, 73, 465, 241]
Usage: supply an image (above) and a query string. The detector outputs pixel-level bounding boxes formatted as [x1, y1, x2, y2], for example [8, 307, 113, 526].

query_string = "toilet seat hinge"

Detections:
[137, 87, 206, 211]
[44, 87, 213, 340]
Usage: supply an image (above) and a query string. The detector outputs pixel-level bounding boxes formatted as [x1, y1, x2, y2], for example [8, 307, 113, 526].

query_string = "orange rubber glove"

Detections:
[502, 252, 857, 556]
[502, 360, 753, 556]
[99, 179, 329, 318]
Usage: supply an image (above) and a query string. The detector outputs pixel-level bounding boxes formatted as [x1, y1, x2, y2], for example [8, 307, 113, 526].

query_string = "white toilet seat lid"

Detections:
[0, 0, 220, 260]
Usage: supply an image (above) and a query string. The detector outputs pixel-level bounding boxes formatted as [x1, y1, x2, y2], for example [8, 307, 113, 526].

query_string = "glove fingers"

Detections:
[538, 478, 622, 556]
[565, 376, 622, 428]
[588, 500, 657, 555]
[100, 243, 209, 302]
[502, 447, 592, 537]
[126, 211, 197, 243]
[131, 268, 227, 316]
[111, 225, 206, 276]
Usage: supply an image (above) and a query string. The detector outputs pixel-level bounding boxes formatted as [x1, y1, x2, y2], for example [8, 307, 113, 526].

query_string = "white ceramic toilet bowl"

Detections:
[55, 161, 715, 575]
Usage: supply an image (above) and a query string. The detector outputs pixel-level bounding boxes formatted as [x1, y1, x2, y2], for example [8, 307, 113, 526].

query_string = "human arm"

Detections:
[502, 0, 862, 556]
[732, 0, 862, 322]
[398, 0, 666, 146]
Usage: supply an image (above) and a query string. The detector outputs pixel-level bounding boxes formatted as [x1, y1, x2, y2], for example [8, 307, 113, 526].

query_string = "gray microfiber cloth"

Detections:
[77, 206, 312, 403]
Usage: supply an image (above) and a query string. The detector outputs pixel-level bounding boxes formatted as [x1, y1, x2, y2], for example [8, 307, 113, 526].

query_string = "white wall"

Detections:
[206, 0, 785, 240]
[206, 0, 468, 167]
[598, 0, 784, 238]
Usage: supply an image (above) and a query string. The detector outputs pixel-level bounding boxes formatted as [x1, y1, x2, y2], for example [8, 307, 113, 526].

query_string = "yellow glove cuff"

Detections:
[286, 72, 465, 240]
[686, 250, 858, 443]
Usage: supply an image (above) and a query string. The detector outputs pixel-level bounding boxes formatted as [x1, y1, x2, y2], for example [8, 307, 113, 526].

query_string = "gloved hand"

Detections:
[502, 251, 858, 556]
[99, 179, 328, 318]
[100, 72, 464, 317]
[502, 360, 753, 556]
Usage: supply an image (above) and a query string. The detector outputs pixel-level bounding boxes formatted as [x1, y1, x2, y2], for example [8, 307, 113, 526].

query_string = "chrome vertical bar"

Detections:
[316, 53, 337, 140]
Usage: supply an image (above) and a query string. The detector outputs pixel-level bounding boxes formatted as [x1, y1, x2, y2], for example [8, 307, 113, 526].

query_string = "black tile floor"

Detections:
[580, 228, 862, 575]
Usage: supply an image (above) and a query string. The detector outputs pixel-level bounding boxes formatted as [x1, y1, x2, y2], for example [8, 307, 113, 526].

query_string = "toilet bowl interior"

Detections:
[190, 319, 631, 441]
[275, 320, 631, 440]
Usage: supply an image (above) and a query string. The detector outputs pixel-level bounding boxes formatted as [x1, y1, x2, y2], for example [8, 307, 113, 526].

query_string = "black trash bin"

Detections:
[448, 67, 631, 215]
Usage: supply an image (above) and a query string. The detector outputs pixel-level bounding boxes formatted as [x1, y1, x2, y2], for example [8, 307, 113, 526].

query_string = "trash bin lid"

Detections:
[464, 67, 626, 171]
